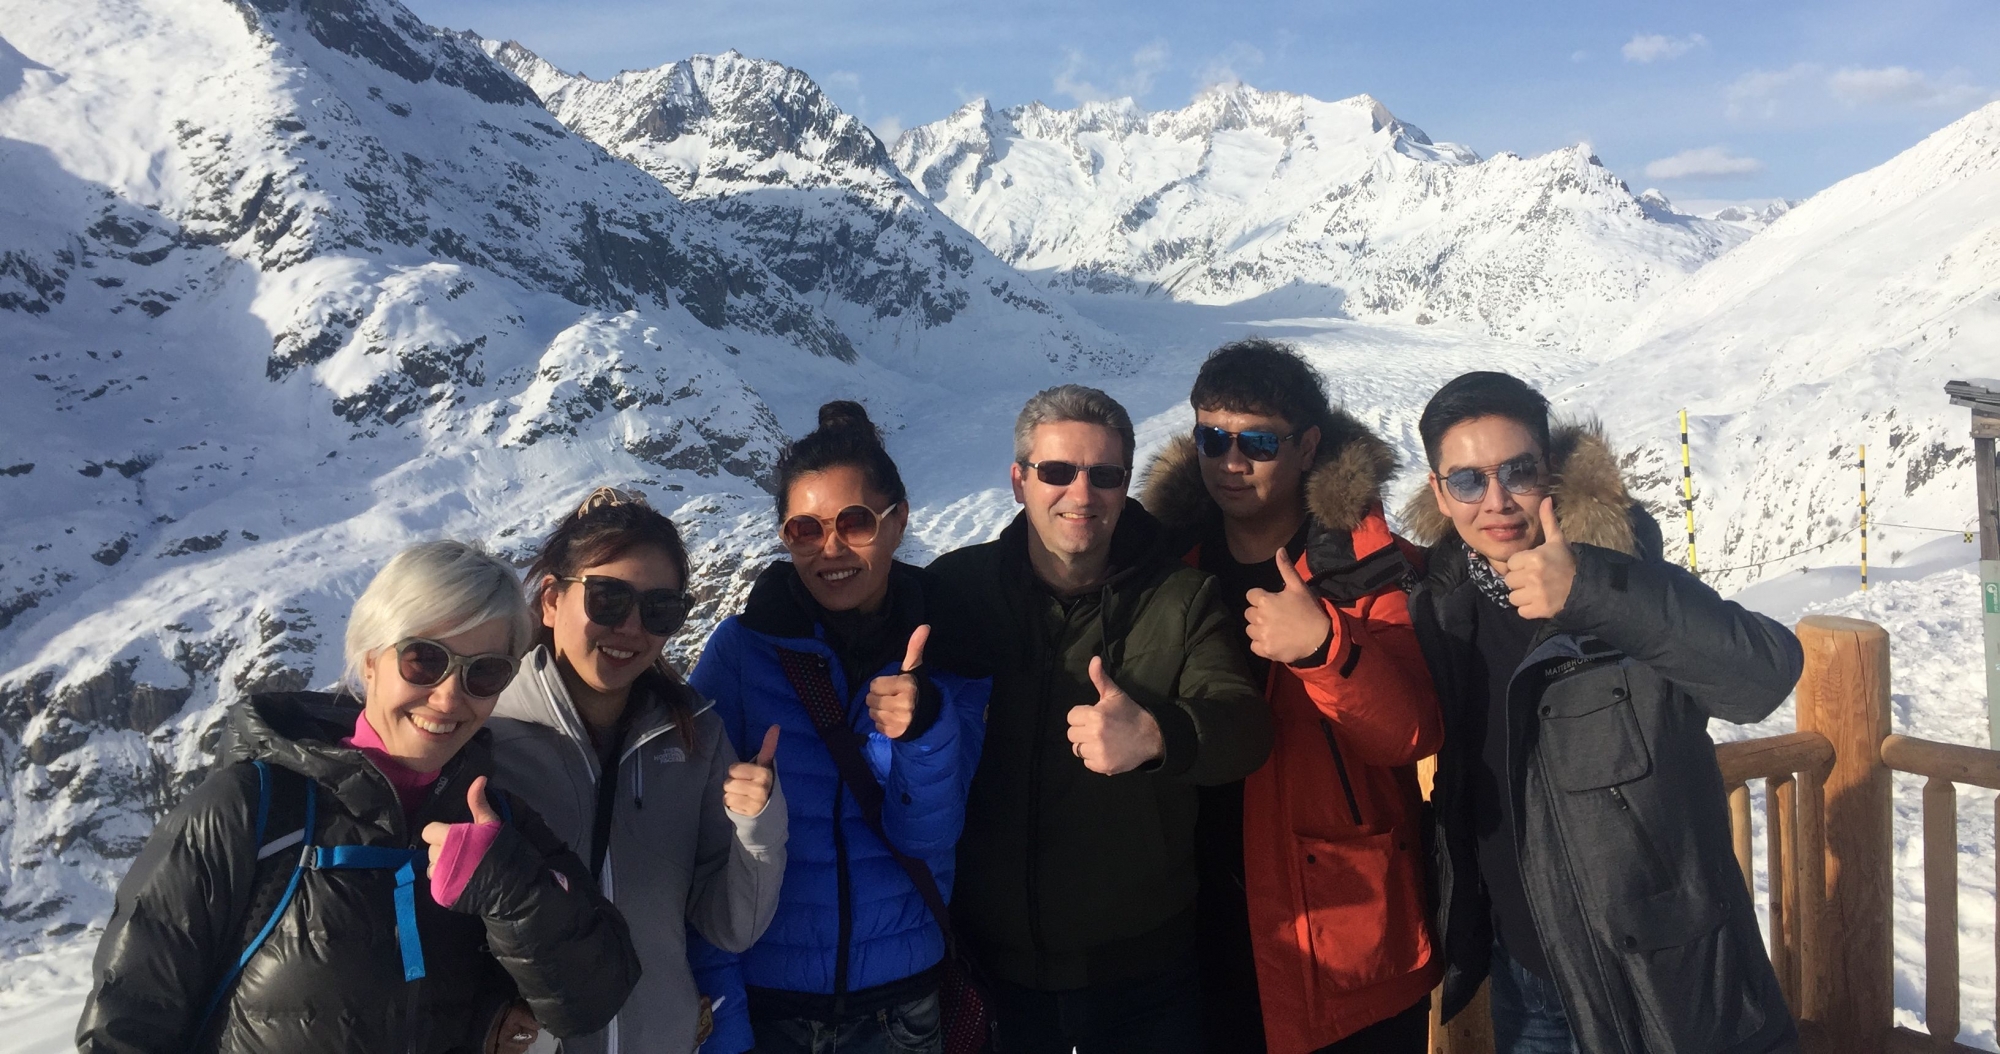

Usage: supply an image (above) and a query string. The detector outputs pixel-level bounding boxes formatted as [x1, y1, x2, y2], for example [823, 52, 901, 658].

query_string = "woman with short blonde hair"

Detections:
[79, 540, 640, 1054]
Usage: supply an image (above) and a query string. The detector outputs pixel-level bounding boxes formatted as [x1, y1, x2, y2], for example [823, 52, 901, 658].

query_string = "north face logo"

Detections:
[656, 746, 688, 764]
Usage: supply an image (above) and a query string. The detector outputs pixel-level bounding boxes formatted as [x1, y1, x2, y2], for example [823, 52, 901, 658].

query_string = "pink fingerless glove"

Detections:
[430, 821, 502, 908]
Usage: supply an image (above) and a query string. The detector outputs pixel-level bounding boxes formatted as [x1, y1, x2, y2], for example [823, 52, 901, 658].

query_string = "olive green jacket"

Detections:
[928, 503, 1271, 990]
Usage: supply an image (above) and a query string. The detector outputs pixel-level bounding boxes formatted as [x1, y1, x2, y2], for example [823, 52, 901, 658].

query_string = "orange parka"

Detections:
[1142, 417, 1444, 1054]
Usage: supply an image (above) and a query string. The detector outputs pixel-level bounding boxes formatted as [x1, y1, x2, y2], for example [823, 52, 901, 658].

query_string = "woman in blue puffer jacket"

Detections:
[691, 400, 990, 1054]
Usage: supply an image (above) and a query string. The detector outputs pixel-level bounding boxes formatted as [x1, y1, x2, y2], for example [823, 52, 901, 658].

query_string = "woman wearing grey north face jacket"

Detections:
[486, 490, 788, 1054]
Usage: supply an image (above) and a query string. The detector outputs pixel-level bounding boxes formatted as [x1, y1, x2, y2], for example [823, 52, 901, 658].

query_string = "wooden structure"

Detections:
[1943, 379, 2000, 748]
[1426, 615, 1999, 1054]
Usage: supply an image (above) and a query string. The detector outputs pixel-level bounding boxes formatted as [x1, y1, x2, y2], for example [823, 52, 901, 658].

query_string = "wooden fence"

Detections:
[1428, 614, 1998, 1054]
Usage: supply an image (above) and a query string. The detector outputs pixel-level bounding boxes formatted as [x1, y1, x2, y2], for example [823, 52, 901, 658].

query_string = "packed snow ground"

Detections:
[4, 296, 1992, 1048]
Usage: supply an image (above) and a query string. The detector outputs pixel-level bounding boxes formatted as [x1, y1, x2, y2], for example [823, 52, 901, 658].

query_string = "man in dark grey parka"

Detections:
[1402, 372, 1802, 1054]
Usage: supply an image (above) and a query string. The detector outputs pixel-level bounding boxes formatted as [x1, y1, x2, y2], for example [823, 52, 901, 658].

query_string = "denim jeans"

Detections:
[988, 961, 1205, 1054]
[1487, 940, 1579, 1054]
[750, 991, 942, 1054]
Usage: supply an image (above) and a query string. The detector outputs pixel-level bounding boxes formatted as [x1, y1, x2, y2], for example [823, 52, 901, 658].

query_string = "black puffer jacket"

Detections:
[1403, 423, 1802, 1054]
[77, 692, 641, 1054]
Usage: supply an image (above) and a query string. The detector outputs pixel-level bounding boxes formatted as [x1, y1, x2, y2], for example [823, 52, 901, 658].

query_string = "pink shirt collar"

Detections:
[343, 711, 442, 820]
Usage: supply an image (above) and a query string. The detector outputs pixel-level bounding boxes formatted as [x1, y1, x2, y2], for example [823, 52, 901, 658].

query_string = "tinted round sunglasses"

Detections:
[392, 637, 520, 698]
[1193, 425, 1302, 462]
[1020, 460, 1131, 489]
[1440, 454, 1548, 504]
[781, 501, 901, 553]
[562, 575, 690, 637]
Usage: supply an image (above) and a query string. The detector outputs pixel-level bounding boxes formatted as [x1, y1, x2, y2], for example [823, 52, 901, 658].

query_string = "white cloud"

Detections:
[1829, 66, 1994, 109]
[870, 115, 904, 143]
[1623, 33, 1707, 64]
[1196, 42, 1265, 90]
[1726, 62, 1995, 120]
[1643, 145, 1765, 180]
[1053, 42, 1173, 105]
[1053, 48, 1106, 104]
[1571, 50, 1590, 64]
[1121, 40, 1170, 97]
[1725, 63, 1818, 119]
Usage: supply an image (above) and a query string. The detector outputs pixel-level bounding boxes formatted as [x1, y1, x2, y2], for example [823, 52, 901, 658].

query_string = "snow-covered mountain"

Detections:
[893, 86, 1749, 351]
[480, 44, 1128, 379]
[0, 0, 1108, 949]
[1557, 101, 2000, 589]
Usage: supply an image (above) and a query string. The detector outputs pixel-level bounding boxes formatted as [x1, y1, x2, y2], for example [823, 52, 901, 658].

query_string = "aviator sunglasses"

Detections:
[781, 501, 902, 553]
[392, 638, 520, 698]
[1440, 454, 1548, 504]
[1020, 460, 1131, 489]
[561, 575, 691, 637]
[1193, 425, 1302, 462]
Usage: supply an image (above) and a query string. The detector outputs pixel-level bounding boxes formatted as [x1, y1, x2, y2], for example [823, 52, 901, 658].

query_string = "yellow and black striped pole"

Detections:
[1860, 444, 1869, 591]
[1679, 410, 1699, 574]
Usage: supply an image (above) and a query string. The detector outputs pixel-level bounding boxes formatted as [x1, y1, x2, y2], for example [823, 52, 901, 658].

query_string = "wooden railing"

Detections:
[1718, 729, 1833, 1016]
[1428, 614, 2000, 1054]
[1879, 733, 2000, 1054]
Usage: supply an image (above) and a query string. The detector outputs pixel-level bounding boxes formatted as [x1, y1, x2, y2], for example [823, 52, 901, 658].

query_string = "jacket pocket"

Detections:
[1536, 666, 1652, 790]
[1297, 828, 1430, 996]
[1609, 884, 1774, 1052]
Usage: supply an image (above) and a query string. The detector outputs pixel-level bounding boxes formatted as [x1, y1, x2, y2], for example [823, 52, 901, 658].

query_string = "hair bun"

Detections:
[575, 486, 650, 519]
[816, 400, 879, 441]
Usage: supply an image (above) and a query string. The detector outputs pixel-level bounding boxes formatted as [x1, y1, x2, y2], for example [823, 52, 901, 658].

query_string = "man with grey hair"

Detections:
[929, 384, 1271, 1054]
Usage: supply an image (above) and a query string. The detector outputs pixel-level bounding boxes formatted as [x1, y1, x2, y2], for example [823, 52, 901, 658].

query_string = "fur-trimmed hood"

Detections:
[1139, 406, 1399, 537]
[1397, 418, 1654, 558]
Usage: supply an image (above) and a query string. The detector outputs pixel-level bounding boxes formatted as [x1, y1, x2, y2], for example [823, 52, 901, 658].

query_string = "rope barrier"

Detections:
[1693, 521, 1973, 577]
[1697, 528, 1857, 576]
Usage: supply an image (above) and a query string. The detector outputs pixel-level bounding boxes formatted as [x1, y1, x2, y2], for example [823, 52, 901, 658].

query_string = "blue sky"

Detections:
[405, 0, 2000, 205]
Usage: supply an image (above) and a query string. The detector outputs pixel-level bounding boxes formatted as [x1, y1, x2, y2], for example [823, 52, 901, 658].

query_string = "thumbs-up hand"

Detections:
[1501, 497, 1576, 619]
[1244, 547, 1333, 664]
[1067, 656, 1165, 775]
[723, 725, 780, 817]
[865, 625, 931, 739]
[423, 776, 500, 874]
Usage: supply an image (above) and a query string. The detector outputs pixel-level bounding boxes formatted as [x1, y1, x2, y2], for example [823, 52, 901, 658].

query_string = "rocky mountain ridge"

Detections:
[482, 43, 1129, 380]
[893, 85, 1750, 351]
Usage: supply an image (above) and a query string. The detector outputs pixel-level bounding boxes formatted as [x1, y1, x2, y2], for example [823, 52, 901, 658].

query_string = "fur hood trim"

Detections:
[1396, 418, 1639, 556]
[1139, 407, 1399, 535]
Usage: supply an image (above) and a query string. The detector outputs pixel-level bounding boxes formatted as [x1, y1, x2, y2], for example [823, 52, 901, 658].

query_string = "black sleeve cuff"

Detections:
[894, 668, 944, 742]
[1286, 623, 1335, 670]
[1143, 700, 1200, 779]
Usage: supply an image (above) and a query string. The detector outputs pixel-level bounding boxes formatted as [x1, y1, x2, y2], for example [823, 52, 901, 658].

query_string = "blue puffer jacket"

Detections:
[690, 560, 990, 999]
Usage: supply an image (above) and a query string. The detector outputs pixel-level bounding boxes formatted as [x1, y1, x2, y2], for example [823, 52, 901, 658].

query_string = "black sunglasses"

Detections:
[393, 638, 520, 699]
[1440, 454, 1547, 504]
[1021, 460, 1131, 489]
[1193, 425, 1301, 462]
[562, 575, 690, 637]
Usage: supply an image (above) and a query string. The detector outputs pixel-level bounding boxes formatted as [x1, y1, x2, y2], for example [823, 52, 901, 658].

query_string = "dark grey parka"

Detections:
[76, 692, 641, 1054]
[1402, 423, 1803, 1054]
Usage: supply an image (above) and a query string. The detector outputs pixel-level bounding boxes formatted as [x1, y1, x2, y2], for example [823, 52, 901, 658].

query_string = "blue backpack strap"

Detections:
[189, 764, 315, 1053]
[310, 845, 429, 982]
[250, 760, 270, 844]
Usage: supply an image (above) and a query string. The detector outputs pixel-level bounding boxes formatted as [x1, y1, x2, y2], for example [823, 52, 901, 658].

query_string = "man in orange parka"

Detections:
[1141, 340, 1443, 1054]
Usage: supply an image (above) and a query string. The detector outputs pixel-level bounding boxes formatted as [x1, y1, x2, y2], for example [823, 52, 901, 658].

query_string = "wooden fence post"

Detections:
[1793, 614, 1892, 1052]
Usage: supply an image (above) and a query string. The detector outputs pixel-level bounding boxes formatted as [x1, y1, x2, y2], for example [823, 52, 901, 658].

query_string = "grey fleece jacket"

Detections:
[487, 647, 787, 1054]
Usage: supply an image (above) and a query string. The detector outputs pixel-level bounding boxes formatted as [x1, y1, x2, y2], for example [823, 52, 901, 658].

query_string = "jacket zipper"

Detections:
[1607, 786, 1672, 881]
[1320, 718, 1364, 827]
[823, 655, 855, 1013]
[1025, 603, 1077, 987]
